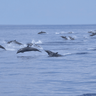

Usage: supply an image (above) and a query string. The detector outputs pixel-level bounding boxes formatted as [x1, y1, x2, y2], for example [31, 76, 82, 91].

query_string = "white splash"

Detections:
[31, 40, 42, 44]
[31, 39, 43, 50]
[35, 40, 42, 44]
[55, 32, 60, 34]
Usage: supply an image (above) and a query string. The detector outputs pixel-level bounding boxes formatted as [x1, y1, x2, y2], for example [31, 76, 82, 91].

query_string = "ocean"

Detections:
[0, 25, 96, 96]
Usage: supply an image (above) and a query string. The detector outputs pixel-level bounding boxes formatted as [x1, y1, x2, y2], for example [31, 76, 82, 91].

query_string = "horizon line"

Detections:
[0, 24, 96, 26]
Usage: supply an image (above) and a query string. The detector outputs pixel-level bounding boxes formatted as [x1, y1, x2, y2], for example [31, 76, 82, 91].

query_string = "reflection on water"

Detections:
[17, 55, 41, 59]
[17, 56, 36, 59]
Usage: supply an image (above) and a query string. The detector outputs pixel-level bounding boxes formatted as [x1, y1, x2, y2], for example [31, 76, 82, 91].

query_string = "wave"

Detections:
[88, 47, 96, 51]
[63, 53, 72, 56]
[76, 52, 89, 55]
[62, 52, 89, 57]
[55, 31, 74, 34]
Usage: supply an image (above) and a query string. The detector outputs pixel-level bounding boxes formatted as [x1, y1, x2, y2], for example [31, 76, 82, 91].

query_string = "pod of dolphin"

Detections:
[0, 30, 96, 57]
[0, 40, 62, 57]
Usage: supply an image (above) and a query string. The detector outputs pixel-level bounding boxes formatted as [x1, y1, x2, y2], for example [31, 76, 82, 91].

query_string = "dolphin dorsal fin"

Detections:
[56, 52, 58, 54]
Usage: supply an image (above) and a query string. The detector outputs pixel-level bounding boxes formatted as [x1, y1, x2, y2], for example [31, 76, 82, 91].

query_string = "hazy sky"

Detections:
[0, 0, 96, 25]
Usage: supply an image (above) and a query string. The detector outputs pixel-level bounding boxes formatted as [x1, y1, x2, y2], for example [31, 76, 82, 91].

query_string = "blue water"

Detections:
[0, 25, 96, 96]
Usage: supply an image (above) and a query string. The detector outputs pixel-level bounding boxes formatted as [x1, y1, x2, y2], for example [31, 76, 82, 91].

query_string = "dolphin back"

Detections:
[0, 45, 6, 50]
[45, 50, 62, 57]
[17, 47, 41, 54]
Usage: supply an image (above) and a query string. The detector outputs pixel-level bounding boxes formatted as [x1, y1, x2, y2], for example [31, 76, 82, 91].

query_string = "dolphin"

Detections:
[26, 43, 41, 48]
[45, 50, 62, 57]
[69, 36, 75, 40]
[88, 31, 96, 36]
[17, 46, 41, 54]
[78, 93, 96, 96]
[61, 36, 68, 40]
[90, 32, 96, 36]
[7, 40, 23, 45]
[26, 43, 33, 47]
[38, 31, 46, 34]
[0, 45, 6, 50]
[68, 32, 73, 34]
[88, 31, 93, 33]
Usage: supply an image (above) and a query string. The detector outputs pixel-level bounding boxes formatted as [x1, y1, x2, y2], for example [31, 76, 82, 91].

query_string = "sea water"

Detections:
[0, 25, 96, 96]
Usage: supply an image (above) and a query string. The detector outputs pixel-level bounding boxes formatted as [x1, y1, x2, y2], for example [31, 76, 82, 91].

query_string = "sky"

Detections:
[0, 0, 96, 25]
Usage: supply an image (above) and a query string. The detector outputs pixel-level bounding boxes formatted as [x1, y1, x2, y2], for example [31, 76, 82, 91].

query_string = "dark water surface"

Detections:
[0, 25, 96, 96]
